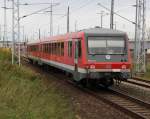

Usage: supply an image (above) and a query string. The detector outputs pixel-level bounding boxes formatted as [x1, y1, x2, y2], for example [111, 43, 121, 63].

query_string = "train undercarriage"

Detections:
[28, 58, 131, 88]
[74, 71, 131, 88]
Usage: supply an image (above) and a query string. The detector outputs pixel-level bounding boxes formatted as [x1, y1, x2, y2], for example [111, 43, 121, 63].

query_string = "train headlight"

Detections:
[90, 65, 95, 69]
[122, 65, 126, 69]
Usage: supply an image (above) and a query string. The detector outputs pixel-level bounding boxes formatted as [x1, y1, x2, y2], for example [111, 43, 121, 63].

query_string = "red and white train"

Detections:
[25, 28, 132, 87]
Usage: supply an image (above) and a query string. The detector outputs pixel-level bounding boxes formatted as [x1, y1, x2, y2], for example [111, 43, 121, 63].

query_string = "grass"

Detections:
[141, 63, 150, 81]
[0, 48, 75, 119]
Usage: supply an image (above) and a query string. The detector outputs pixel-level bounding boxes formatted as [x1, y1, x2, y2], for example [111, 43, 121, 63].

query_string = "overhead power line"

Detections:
[19, 3, 53, 6]
[71, 0, 93, 13]
[21, 6, 52, 19]
[56, 0, 93, 23]
[97, 3, 135, 24]
[38, 0, 94, 34]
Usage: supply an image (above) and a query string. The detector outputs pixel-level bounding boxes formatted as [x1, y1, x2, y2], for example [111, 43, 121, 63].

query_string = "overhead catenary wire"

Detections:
[32, 0, 94, 31]
[55, 0, 94, 25]
[21, 6, 53, 19]
[19, 3, 54, 6]
[71, 0, 93, 13]
[97, 3, 136, 24]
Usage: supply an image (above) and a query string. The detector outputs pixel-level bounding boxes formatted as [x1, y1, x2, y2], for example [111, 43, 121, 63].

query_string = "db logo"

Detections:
[106, 55, 111, 60]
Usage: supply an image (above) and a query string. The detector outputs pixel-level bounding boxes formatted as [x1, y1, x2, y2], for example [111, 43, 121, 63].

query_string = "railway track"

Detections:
[68, 81, 150, 119]
[133, 77, 150, 84]
[107, 88, 150, 119]
[125, 78, 150, 89]
[24, 60, 150, 119]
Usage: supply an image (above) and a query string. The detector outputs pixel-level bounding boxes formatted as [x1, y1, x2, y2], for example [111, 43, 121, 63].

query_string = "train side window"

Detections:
[35, 45, 37, 51]
[78, 40, 82, 58]
[48, 43, 51, 54]
[29, 46, 30, 52]
[50, 43, 52, 54]
[55, 43, 57, 55]
[56, 43, 59, 55]
[58, 43, 60, 56]
[49, 44, 51, 53]
[45, 44, 47, 53]
[58, 42, 60, 56]
[44, 44, 46, 53]
[32, 46, 33, 51]
[49, 44, 50, 53]
[56, 43, 58, 55]
[47, 44, 49, 53]
[42, 44, 44, 52]
[57, 43, 58, 56]
[61, 42, 64, 56]
[54, 43, 56, 55]
[43, 44, 45, 53]
[48, 44, 49, 53]
[46, 44, 48, 53]
[44, 44, 46, 52]
[43, 44, 45, 52]
[68, 41, 72, 57]
[46, 44, 47, 53]
[53, 43, 55, 54]
[51, 43, 53, 54]
[52, 43, 54, 55]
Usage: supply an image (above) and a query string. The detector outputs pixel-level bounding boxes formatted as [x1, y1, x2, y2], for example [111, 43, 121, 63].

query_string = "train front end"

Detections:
[83, 28, 132, 87]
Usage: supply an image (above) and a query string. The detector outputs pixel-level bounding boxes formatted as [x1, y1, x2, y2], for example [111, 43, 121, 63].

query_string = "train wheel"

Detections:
[101, 78, 114, 88]
[29, 59, 33, 64]
[80, 78, 90, 87]
[79, 79, 85, 87]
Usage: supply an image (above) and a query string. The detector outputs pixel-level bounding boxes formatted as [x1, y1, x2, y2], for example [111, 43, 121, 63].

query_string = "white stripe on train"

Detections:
[28, 55, 130, 73]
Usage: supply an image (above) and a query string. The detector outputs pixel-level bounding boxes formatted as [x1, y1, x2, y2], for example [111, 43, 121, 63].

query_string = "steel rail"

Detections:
[125, 80, 150, 89]
[124, 77, 150, 89]
[132, 77, 150, 84]
[67, 80, 150, 119]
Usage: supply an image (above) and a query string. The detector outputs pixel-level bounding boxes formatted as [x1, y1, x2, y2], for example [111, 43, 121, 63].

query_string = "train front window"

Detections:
[88, 37, 125, 55]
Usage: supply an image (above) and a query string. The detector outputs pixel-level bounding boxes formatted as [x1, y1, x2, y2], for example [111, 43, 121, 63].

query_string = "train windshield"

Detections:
[88, 36, 125, 55]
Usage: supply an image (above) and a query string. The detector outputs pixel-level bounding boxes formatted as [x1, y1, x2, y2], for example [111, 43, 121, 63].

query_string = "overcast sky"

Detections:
[0, 0, 150, 41]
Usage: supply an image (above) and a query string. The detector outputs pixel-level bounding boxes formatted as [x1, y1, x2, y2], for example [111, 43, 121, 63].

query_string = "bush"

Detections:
[0, 49, 75, 119]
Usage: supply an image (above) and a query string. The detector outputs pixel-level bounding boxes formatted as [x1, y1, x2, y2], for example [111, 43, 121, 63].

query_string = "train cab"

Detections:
[74, 28, 132, 87]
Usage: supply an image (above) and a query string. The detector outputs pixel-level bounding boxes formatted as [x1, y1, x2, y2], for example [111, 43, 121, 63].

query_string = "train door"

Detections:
[74, 39, 81, 81]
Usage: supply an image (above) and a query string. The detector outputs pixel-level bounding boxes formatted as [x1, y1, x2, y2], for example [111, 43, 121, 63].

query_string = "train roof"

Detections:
[80, 27, 126, 36]
[27, 28, 126, 45]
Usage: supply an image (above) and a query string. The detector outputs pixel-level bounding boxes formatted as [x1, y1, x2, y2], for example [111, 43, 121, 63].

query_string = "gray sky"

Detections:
[0, 0, 150, 41]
